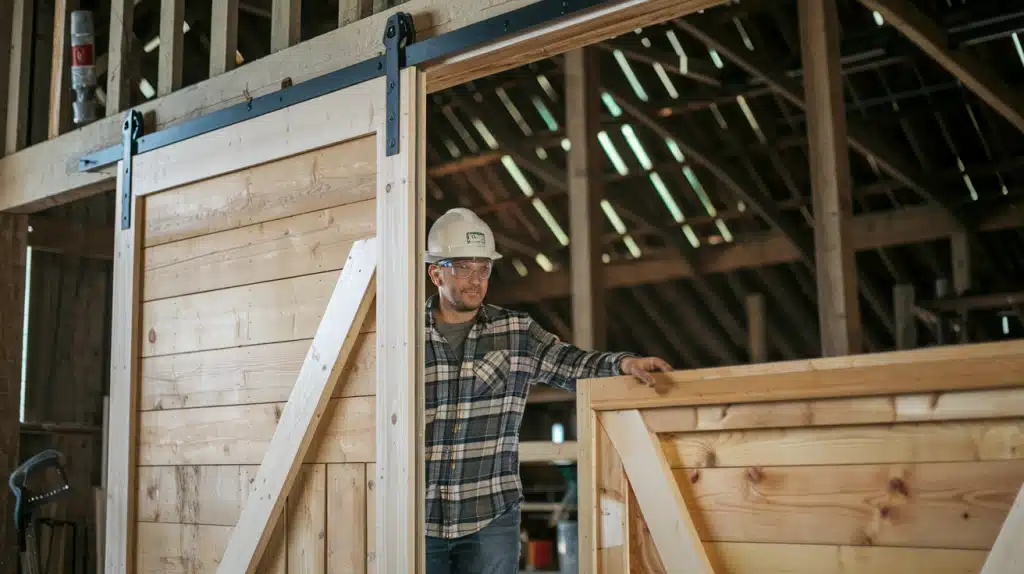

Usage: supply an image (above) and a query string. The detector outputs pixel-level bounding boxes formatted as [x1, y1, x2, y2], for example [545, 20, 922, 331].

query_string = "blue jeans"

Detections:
[426, 502, 521, 574]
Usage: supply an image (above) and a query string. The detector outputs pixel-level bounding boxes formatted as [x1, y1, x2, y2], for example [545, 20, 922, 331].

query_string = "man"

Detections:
[424, 208, 672, 574]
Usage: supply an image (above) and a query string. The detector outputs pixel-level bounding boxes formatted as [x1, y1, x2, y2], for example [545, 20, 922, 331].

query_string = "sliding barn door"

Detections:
[103, 68, 425, 574]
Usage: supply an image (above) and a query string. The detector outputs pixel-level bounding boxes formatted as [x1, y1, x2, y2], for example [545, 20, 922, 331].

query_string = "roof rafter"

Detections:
[856, 0, 1024, 136]
[673, 16, 969, 230]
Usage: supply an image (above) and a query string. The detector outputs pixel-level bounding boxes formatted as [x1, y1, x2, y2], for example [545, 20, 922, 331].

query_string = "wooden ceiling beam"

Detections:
[857, 0, 1024, 135]
[488, 201, 1024, 303]
[674, 17, 967, 229]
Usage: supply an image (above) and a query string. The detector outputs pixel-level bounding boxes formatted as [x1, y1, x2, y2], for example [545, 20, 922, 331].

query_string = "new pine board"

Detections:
[287, 464, 326, 573]
[138, 465, 257, 526]
[139, 332, 376, 411]
[143, 199, 375, 301]
[644, 387, 1024, 434]
[675, 460, 1024, 549]
[143, 135, 377, 248]
[327, 464, 367, 574]
[661, 420, 1024, 468]
[141, 270, 376, 357]
[138, 395, 375, 465]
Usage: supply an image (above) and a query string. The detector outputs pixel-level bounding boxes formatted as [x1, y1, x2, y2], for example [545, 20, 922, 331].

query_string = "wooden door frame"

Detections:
[104, 68, 425, 573]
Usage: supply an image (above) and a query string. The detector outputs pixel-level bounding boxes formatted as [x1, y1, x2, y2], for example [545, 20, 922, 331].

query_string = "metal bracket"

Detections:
[120, 110, 143, 230]
[383, 12, 415, 157]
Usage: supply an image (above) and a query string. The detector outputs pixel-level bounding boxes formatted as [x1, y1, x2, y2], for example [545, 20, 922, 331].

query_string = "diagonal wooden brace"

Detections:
[217, 236, 378, 573]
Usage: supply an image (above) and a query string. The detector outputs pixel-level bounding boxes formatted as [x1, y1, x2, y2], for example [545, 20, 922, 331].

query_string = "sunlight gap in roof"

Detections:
[956, 157, 979, 201]
[472, 118, 500, 150]
[1014, 33, 1024, 68]
[502, 155, 534, 197]
[537, 74, 559, 101]
[531, 96, 560, 131]
[682, 224, 701, 248]
[536, 147, 548, 160]
[532, 198, 570, 246]
[602, 253, 611, 264]
[666, 139, 685, 163]
[443, 138, 462, 159]
[736, 96, 766, 143]
[561, 138, 572, 151]
[613, 49, 650, 101]
[710, 104, 729, 129]
[873, 11, 885, 26]
[733, 18, 755, 51]
[512, 259, 529, 276]
[623, 235, 643, 258]
[496, 86, 534, 136]
[621, 124, 653, 170]
[641, 37, 652, 48]
[598, 131, 630, 176]
[708, 48, 725, 69]
[683, 165, 734, 243]
[601, 92, 623, 117]
[444, 106, 480, 153]
[535, 253, 554, 271]
[649, 172, 685, 223]
[600, 199, 628, 234]
[653, 64, 680, 99]
[666, 30, 686, 58]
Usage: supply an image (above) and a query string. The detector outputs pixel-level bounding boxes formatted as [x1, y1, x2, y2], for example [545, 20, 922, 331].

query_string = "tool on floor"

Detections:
[9, 449, 72, 574]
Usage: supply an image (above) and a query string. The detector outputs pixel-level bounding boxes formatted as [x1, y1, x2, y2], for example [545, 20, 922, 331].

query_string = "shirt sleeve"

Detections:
[526, 317, 636, 392]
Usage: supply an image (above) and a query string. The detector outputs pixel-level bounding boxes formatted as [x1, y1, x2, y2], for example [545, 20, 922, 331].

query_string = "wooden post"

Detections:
[893, 284, 916, 349]
[0, 214, 27, 574]
[49, 0, 79, 137]
[5, 0, 34, 153]
[746, 293, 766, 362]
[210, 0, 239, 77]
[106, 0, 133, 115]
[566, 47, 605, 350]
[799, 0, 862, 356]
[271, 0, 301, 53]
[0, 0, 12, 150]
[338, 0, 373, 27]
[951, 231, 971, 342]
[158, 0, 184, 96]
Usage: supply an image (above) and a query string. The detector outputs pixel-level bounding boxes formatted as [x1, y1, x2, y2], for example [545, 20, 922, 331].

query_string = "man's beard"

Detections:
[450, 290, 482, 313]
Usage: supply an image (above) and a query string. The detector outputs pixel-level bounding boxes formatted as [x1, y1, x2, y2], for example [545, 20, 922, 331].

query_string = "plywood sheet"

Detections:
[662, 420, 1024, 468]
[144, 199, 375, 300]
[144, 135, 377, 247]
[677, 460, 1024, 549]
[139, 395, 375, 465]
[140, 331, 376, 410]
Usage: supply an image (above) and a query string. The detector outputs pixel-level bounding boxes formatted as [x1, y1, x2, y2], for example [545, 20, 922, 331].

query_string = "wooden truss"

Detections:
[578, 341, 1024, 574]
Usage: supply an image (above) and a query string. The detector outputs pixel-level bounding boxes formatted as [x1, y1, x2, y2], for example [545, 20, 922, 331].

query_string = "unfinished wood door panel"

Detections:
[143, 199, 375, 300]
[327, 464, 367, 574]
[589, 340, 1024, 411]
[112, 67, 423, 573]
[597, 419, 628, 573]
[143, 135, 377, 248]
[662, 420, 1024, 468]
[139, 331, 376, 411]
[141, 270, 377, 357]
[644, 387, 1024, 434]
[139, 395, 375, 465]
[677, 460, 1024, 549]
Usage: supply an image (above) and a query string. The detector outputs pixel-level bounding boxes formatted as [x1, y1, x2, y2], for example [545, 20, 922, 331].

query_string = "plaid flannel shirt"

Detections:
[424, 295, 634, 539]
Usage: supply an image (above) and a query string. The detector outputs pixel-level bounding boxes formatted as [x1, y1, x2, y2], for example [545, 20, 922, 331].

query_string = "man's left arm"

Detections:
[525, 318, 671, 391]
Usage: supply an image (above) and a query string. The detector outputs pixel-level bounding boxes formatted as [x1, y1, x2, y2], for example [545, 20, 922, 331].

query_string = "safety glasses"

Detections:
[438, 259, 493, 280]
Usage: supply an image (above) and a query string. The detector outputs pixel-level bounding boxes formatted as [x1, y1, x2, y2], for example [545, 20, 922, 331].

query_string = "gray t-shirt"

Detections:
[435, 318, 476, 360]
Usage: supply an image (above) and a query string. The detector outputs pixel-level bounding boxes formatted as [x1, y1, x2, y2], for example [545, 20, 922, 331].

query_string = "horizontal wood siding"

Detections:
[134, 137, 377, 572]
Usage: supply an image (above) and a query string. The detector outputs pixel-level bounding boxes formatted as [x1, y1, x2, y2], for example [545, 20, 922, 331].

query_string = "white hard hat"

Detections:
[426, 208, 503, 263]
